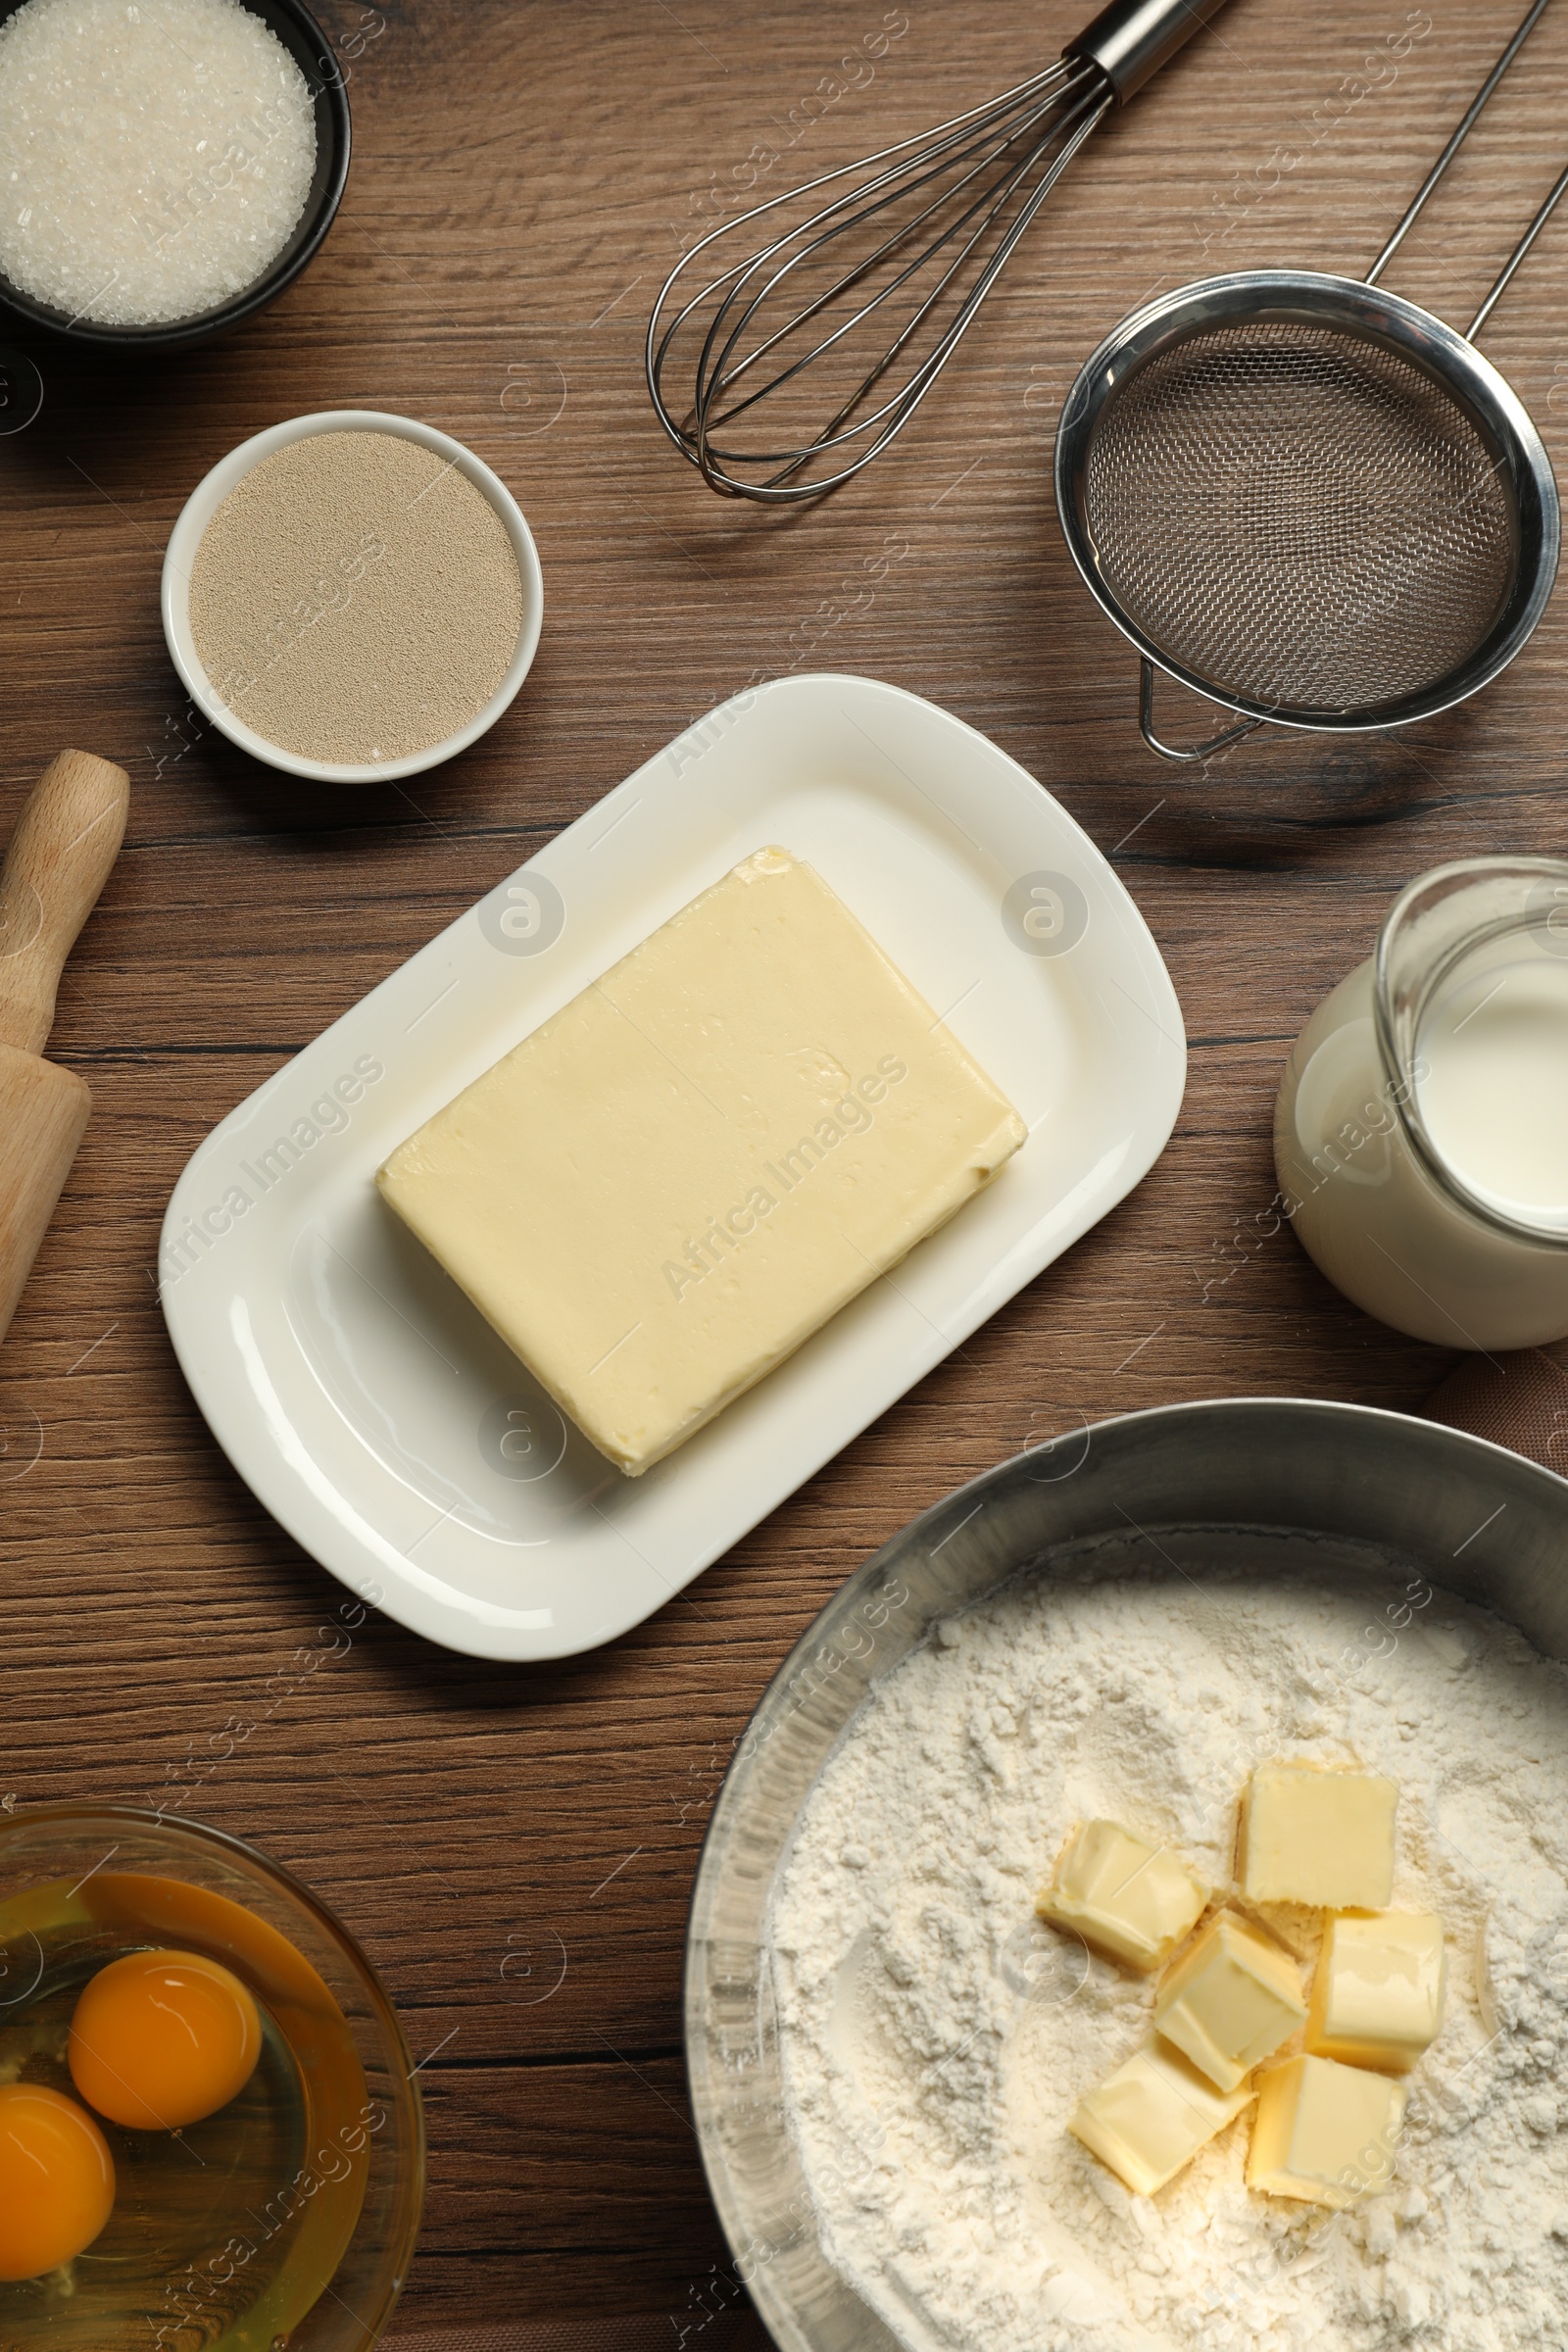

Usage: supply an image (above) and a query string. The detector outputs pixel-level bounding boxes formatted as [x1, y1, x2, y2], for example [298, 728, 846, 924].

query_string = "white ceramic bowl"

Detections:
[161, 409, 545, 784]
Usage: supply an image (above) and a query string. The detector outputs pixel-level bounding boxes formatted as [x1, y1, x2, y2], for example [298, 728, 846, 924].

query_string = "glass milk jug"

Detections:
[1274, 858, 1568, 1349]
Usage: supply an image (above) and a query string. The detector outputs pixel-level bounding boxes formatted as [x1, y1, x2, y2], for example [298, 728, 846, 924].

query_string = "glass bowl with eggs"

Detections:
[0, 1805, 423, 2350]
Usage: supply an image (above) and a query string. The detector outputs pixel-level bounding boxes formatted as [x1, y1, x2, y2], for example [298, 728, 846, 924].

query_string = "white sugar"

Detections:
[0, 0, 317, 326]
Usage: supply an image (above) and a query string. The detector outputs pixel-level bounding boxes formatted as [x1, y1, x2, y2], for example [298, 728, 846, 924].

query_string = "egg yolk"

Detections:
[0, 2082, 117, 2281]
[69, 1948, 263, 2131]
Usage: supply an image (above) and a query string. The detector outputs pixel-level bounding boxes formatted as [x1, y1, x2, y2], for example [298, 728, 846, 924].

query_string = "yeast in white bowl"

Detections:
[162, 411, 544, 784]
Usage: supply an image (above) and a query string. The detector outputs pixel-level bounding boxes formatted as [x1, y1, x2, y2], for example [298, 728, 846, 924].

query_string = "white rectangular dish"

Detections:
[160, 673, 1186, 1660]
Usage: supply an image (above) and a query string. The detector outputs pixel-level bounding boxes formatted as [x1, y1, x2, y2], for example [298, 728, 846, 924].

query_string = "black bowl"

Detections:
[0, 0, 350, 350]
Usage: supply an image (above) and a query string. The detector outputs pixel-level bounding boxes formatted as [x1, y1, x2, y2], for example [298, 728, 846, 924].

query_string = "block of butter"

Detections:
[377, 849, 1025, 1475]
[1248, 2052, 1406, 2208]
[1037, 1821, 1206, 1971]
[1070, 2040, 1252, 2196]
[1306, 1911, 1446, 2074]
[1239, 1763, 1397, 1909]
[1153, 1912, 1306, 2092]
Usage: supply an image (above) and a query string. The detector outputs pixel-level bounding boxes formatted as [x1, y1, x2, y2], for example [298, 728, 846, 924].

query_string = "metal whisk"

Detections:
[646, 0, 1232, 503]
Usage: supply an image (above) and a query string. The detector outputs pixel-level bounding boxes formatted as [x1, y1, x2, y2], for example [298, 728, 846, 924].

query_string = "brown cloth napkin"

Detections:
[383, 2311, 772, 2349]
[1424, 1339, 1568, 1476]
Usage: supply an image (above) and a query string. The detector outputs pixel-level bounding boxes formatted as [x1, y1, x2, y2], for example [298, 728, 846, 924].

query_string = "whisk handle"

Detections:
[1064, 0, 1233, 103]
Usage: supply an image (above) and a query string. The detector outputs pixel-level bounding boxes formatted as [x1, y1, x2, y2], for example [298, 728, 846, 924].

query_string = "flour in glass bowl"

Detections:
[768, 1566, 1568, 2352]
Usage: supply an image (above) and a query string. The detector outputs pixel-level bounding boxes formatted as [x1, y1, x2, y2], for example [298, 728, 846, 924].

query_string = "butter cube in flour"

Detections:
[1306, 1911, 1446, 2074]
[1248, 2053, 1406, 2207]
[1037, 1821, 1206, 1970]
[1153, 1912, 1307, 2092]
[376, 849, 1025, 1475]
[1069, 2040, 1252, 2196]
[1239, 1763, 1396, 1909]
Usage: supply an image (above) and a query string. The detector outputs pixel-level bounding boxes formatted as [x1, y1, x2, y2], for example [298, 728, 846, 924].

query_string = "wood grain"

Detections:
[3, 0, 1567, 2330]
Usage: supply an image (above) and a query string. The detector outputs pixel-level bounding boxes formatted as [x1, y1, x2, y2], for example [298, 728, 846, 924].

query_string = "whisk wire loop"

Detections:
[693, 70, 1110, 485]
[697, 68, 1086, 419]
[648, 55, 1113, 501]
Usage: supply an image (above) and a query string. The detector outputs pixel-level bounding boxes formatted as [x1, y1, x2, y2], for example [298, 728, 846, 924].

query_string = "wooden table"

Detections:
[2, 0, 1565, 2330]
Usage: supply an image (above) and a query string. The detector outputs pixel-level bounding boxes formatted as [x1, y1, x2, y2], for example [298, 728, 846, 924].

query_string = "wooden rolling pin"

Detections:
[0, 751, 130, 1348]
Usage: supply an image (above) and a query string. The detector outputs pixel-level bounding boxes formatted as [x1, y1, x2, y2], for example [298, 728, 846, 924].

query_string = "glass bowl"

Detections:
[0, 1804, 424, 2348]
[684, 1396, 1568, 2352]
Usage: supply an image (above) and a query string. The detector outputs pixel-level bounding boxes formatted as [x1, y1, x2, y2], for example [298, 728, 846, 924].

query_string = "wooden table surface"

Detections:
[3, 0, 1566, 2331]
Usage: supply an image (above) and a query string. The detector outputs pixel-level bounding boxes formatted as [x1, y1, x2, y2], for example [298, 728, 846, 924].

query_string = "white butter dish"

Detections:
[159, 672, 1185, 1660]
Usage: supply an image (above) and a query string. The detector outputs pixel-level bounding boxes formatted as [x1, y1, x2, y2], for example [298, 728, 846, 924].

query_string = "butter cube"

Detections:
[1239, 1764, 1396, 1908]
[1248, 2053, 1406, 2208]
[377, 849, 1024, 1475]
[1153, 1912, 1307, 2092]
[1070, 2040, 1252, 2195]
[1306, 1911, 1446, 2074]
[1037, 1821, 1206, 1971]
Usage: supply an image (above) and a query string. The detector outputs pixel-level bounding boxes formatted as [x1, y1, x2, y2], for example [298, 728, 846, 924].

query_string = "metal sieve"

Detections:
[1055, 0, 1568, 760]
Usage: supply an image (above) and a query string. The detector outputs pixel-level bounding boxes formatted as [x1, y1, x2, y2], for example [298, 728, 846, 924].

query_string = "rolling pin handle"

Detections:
[0, 750, 130, 1059]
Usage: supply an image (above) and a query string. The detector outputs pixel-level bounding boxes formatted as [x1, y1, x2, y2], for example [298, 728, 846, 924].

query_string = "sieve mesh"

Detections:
[1082, 319, 1518, 717]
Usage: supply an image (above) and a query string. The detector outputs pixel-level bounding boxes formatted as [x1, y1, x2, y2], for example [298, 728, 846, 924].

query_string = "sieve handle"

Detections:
[1138, 659, 1263, 764]
[1064, 0, 1235, 104]
[1366, 0, 1568, 341]
[1467, 158, 1568, 341]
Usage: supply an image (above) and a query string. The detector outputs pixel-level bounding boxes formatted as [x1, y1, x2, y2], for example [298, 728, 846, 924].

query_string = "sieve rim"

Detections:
[1054, 270, 1560, 736]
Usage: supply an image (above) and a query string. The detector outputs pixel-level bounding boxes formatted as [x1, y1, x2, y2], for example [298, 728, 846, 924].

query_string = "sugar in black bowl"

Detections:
[0, 0, 349, 350]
